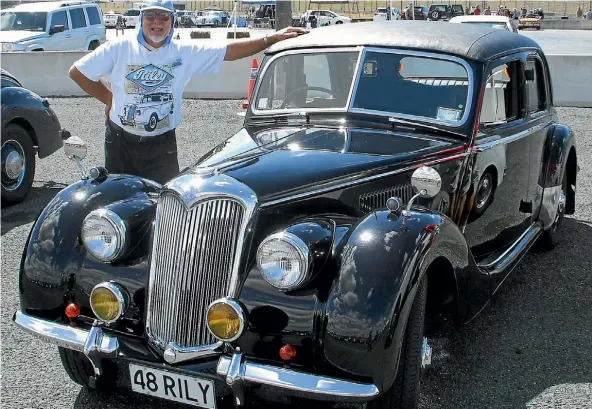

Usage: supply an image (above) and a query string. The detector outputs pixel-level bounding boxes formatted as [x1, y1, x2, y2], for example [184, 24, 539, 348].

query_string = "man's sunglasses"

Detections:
[143, 11, 172, 21]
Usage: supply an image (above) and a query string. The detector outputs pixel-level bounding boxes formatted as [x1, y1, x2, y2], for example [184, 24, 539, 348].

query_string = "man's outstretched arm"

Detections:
[224, 26, 308, 61]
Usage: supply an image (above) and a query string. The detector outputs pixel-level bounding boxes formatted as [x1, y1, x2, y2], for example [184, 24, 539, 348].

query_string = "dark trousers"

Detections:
[104, 120, 179, 185]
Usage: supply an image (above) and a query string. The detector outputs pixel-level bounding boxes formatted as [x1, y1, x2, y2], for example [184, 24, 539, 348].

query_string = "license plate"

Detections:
[129, 363, 216, 408]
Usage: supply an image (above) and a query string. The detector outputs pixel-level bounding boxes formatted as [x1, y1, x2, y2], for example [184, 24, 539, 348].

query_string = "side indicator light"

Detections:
[65, 303, 80, 319]
[279, 344, 297, 361]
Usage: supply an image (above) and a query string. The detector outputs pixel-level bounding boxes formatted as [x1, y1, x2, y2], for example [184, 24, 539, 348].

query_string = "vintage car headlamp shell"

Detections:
[81, 208, 127, 262]
[256, 231, 312, 291]
[89, 281, 130, 323]
[206, 298, 246, 342]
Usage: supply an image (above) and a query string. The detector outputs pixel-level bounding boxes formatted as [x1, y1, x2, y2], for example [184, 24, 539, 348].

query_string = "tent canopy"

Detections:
[240, 0, 276, 4]
[309, 0, 358, 3]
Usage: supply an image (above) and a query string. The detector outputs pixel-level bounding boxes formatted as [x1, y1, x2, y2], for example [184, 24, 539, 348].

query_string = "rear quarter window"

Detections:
[69, 8, 87, 28]
[85, 7, 101, 25]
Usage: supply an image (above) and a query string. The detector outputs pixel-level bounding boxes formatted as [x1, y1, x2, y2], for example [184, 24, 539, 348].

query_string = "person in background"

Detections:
[473, 5, 481, 15]
[576, 6, 583, 18]
[68, 0, 308, 184]
[587, 8, 592, 20]
[484, 6, 491, 15]
[115, 15, 125, 36]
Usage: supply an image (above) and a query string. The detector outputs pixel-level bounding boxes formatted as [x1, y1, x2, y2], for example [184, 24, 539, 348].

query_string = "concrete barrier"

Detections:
[1, 50, 590, 107]
[0, 50, 265, 99]
[540, 19, 592, 30]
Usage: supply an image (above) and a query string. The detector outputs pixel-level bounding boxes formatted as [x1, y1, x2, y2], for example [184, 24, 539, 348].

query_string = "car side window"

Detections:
[2, 77, 20, 88]
[69, 8, 87, 28]
[50, 10, 69, 30]
[480, 60, 524, 126]
[85, 7, 101, 25]
[525, 56, 547, 114]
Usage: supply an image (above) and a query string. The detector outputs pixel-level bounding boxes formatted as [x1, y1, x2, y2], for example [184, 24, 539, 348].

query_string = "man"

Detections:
[587, 9, 592, 20]
[68, 0, 308, 184]
[115, 15, 125, 36]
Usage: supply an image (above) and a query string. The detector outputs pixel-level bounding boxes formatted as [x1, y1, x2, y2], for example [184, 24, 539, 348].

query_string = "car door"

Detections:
[463, 56, 533, 291]
[45, 10, 72, 50]
[84, 6, 105, 43]
[522, 52, 555, 228]
[67, 7, 89, 50]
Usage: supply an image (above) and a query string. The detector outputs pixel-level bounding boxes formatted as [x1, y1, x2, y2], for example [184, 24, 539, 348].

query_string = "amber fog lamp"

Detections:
[89, 282, 129, 323]
[206, 298, 246, 342]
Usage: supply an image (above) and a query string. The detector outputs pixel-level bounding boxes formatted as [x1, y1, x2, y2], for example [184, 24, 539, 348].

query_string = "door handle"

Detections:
[65, 35, 72, 38]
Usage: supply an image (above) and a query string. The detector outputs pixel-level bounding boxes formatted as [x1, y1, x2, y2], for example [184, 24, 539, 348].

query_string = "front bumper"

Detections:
[13, 311, 380, 404]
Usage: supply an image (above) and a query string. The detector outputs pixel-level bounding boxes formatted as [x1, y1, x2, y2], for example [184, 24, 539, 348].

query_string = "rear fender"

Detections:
[323, 207, 470, 391]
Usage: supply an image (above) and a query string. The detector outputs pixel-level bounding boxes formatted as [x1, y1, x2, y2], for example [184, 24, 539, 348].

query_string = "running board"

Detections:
[478, 223, 542, 274]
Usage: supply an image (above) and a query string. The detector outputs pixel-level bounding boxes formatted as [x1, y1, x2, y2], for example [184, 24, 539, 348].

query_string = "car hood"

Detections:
[2, 31, 45, 43]
[186, 126, 461, 203]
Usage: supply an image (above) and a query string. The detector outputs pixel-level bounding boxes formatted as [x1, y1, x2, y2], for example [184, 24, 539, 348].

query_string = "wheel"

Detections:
[535, 168, 567, 251]
[430, 10, 441, 20]
[368, 274, 428, 409]
[58, 347, 117, 391]
[336, 20, 343, 24]
[88, 41, 99, 50]
[471, 170, 495, 218]
[1, 123, 36, 205]
[145, 113, 158, 132]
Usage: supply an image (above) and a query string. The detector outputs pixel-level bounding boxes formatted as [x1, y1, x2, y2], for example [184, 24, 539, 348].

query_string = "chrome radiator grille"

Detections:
[359, 184, 415, 213]
[147, 194, 245, 348]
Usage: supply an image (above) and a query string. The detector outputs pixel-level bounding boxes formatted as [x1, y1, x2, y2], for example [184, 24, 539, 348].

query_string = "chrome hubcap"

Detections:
[1, 140, 27, 192]
[476, 175, 493, 209]
[421, 337, 432, 368]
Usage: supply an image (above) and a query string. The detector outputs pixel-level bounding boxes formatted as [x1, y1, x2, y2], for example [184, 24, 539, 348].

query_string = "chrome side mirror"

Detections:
[64, 135, 88, 179]
[403, 166, 442, 216]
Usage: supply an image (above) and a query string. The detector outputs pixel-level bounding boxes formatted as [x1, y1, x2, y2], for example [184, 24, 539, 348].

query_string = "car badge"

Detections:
[125, 64, 173, 92]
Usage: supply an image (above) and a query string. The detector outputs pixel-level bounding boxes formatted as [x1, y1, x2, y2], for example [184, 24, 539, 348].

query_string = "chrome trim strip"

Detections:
[479, 222, 542, 271]
[349, 46, 474, 128]
[249, 47, 363, 116]
[217, 354, 380, 402]
[475, 121, 547, 152]
[260, 151, 469, 208]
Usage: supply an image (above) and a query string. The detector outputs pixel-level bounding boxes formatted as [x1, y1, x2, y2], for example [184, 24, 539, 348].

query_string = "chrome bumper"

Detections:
[216, 349, 380, 404]
[14, 311, 380, 403]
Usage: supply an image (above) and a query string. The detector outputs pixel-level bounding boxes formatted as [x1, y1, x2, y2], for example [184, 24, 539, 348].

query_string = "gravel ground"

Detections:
[1, 98, 591, 409]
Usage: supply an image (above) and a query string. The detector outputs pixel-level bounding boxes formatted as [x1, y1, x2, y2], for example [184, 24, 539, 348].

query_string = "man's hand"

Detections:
[268, 27, 309, 44]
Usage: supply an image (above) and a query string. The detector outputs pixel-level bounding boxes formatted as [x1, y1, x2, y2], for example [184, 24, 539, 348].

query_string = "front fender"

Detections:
[19, 174, 161, 323]
[323, 207, 472, 391]
[1, 87, 63, 158]
[541, 123, 576, 188]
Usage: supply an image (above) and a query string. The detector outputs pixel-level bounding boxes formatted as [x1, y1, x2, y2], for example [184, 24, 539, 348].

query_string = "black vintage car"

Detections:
[1, 68, 67, 204]
[13, 22, 578, 409]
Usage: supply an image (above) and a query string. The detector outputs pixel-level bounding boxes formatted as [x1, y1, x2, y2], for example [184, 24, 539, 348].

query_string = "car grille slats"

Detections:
[147, 194, 245, 348]
[359, 183, 415, 213]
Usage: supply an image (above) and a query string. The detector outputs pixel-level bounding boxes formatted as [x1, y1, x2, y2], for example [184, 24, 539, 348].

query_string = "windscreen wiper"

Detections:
[387, 116, 466, 139]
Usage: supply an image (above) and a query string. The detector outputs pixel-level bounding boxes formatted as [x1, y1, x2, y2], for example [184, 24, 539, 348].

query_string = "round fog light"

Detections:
[206, 298, 246, 342]
[90, 282, 129, 323]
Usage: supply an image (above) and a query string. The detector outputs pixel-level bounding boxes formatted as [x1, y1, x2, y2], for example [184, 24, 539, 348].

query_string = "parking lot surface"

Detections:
[1, 99, 591, 409]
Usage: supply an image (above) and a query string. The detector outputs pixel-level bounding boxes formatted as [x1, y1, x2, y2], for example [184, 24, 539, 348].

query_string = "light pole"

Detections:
[275, 0, 292, 30]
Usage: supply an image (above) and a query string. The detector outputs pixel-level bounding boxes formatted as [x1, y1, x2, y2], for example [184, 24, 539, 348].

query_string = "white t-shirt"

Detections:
[74, 37, 227, 136]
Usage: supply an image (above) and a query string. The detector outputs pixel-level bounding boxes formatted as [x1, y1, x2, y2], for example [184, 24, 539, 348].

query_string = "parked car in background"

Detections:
[103, 12, 123, 28]
[0, 0, 106, 51]
[301, 9, 353, 25]
[402, 5, 429, 19]
[450, 15, 519, 32]
[427, 3, 465, 20]
[1, 69, 67, 204]
[518, 13, 541, 30]
[373, 7, 401, 21]
[122, 8, 140, 27]
[12, 21, 578, 409]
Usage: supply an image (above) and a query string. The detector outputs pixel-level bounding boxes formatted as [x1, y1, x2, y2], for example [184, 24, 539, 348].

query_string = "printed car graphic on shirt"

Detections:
[119, 92, 174, 132]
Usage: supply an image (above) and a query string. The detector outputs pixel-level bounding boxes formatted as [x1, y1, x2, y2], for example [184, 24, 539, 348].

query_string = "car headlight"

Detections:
[256, 231, 311, 291]
[81, 209, 127, 262]
[2, 42, 14, 52]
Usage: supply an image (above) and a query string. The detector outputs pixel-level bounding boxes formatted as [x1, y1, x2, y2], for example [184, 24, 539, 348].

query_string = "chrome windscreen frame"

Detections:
[144, 171, 259, 363]
[348, 46, 475, 128]
[249, 45, 474, 128]
[249, 46, 364, 116]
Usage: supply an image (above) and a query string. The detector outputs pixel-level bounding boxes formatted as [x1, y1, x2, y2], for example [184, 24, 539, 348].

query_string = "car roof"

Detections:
[265, 20, 541, 61]
[450, 15, 511, 22]
[4, 1, 97, 12]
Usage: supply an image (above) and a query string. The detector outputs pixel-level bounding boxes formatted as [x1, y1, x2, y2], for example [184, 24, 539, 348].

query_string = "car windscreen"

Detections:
[351, 51, 470, 124]
[252, 51, 359, 112]
[462, 21, 509, 30]
[0, 11, 47, 31]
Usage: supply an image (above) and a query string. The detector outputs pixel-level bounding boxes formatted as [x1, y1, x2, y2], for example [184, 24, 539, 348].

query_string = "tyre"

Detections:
[1, 123, 36, 205]
[88, 40, 99, 50]
[336, 20, 343, 24]
[58, 347, 117, 391]
[535, 167, 567, 251]
[145, 113, 158, 132]
[368, 273, 428, 409]
[430, 10, 441, 20]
